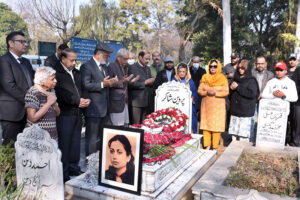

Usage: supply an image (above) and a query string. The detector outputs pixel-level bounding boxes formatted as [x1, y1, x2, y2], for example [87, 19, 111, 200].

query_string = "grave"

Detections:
[65, 134, 217, 200]
[15, 125, 64, 200]
[192, 141, 300, 200]
[256, 99, 289, 149]
[155, 81, 192, 133]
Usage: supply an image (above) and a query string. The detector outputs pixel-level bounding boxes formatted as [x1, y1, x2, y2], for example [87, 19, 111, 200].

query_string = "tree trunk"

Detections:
[222, 0, 232, 66]
[295, 0, 300, 58]
[179, 39, 186, 62]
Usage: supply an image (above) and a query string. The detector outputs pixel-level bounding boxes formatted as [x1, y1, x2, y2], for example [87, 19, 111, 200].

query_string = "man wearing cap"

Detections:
[80, 42, 118, 157]
[222, 52, 240, 83]
[45, 43, 69, 68]
[128, 50, 155, 124]
[288, 53, 298, 78]
[153, 55, 176, 90]
[262, 61, 297, 103]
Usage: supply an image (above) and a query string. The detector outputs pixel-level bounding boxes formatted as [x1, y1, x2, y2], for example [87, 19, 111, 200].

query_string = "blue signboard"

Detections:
[71, 37, 123, 64]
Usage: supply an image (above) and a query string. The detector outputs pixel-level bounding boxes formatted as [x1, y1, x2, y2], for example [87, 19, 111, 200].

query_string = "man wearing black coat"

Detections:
[80, 43, 118, 157]
[44, 43, 69, 68]
[153, 55, 175, 90]
[54, 48, 90, 182]
[128, 50, 155, 124]
[0, 31, 34, 146]
[108, 48, 135, 126]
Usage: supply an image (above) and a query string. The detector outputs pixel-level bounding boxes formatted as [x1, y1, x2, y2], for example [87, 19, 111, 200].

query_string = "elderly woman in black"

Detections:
[228, 59, 259, 141]
[105, 134, 135, 185]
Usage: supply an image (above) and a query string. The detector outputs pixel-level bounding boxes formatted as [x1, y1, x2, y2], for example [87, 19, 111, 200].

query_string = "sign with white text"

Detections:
[155, 81, 192, 133]
[256, 99, 289, 149]
[15, 125, 63, 200]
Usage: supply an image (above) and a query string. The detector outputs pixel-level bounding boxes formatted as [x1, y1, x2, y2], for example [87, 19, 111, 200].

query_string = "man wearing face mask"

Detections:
[127, 52, 135, 66]
[108, 48, 136, 127]
[189, 56, 206, 90]
[80, 42, 118, 158]
[128, 50, 155, 124]
[189, 56, 206, 131]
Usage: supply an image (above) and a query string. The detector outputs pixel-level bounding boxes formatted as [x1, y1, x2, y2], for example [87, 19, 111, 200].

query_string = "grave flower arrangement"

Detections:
[132, 107, 192, 163]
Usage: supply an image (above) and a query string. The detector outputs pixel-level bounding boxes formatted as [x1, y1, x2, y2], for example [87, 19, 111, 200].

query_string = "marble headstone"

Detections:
[155, 81, 192, 133]
[15, 125, 64, 200]
[256, 99, 289, 149]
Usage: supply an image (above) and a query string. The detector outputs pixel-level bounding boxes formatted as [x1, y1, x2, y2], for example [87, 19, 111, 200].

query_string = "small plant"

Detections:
[0, 141, 23, 199]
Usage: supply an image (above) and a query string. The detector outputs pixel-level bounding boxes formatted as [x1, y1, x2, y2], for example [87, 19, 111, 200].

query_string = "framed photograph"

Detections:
[99, 125, 144, 195]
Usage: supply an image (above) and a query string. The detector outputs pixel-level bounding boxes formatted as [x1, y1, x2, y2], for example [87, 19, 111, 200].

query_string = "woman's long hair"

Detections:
[108, 135, 135, 171]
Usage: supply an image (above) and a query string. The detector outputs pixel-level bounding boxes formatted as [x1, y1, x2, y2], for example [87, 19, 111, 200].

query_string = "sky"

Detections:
[0, 0, 91, 16]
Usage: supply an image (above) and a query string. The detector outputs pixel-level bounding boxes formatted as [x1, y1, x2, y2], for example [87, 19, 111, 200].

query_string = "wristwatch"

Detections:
[281, 95, 286, 100]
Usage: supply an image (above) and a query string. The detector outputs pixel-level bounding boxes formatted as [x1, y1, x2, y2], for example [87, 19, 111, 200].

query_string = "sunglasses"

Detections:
[238, 67, 246, 70]
[209, 65, 218, 69]
[275, 68, 284, 72]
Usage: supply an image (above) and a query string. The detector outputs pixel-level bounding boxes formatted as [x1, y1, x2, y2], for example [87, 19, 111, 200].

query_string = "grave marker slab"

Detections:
[155, 81, 192, 133]
[15, 125, 64, 200]
[256, 99, 289, 149]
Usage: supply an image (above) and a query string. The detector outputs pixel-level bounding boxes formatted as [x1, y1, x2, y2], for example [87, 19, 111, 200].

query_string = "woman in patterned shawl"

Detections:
[173, 62, 198, 133]
[25, 66, 60, 140]
[198, 59, 229, 150]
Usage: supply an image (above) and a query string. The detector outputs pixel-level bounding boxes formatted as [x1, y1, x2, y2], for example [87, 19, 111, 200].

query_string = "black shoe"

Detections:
[69, 169, 84, 176]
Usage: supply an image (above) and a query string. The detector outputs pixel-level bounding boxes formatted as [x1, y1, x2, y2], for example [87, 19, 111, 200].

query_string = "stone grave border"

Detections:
[65, 136, 217, 200]
[192, 141, 300, 200]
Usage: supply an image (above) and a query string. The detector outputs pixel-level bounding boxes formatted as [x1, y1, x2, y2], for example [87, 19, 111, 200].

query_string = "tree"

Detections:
[76, 0, 119, 41]
[31, 0, 87, 44]
[116, 0, 151, 51]
[0, 2, 29, 55]
[176, 0, 222, 62]
[148, 0, 176, 53]
[15, 0, 59, 54]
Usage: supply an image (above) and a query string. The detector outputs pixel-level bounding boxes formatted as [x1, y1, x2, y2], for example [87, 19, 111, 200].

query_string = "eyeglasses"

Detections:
[209, 65, 218, 69]
[13, 40, 28, 45]
[238, 67, 246, 70]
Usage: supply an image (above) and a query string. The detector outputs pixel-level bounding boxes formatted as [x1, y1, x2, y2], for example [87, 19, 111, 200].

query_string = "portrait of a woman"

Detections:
[105, 134, 135, 185]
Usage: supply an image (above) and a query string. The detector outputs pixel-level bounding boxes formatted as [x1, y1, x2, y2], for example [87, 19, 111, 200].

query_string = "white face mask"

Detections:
[193, 63, 200, 69]
[128, 59, 135, 65]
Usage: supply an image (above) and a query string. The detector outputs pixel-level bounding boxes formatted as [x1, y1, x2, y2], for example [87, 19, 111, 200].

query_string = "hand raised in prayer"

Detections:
[123, 74, 134, 83]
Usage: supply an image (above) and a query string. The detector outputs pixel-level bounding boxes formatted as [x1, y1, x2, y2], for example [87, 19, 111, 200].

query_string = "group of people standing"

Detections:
[1, 30, 300, 183]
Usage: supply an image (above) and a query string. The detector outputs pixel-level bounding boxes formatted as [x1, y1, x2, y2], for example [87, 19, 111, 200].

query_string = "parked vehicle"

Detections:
[22, 55, 47, 71]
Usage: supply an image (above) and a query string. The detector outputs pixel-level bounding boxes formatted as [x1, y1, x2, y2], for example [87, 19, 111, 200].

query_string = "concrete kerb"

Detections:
[192, 141, 300, 200]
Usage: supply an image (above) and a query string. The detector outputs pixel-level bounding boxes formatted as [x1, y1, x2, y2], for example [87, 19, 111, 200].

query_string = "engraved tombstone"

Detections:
[256, 99, 289, 149]
[155, 81, 192, 133]
[15, 125, 64, 200]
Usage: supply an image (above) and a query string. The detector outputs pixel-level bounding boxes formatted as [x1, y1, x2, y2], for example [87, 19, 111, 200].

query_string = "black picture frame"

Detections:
[98, 125, 144, 195]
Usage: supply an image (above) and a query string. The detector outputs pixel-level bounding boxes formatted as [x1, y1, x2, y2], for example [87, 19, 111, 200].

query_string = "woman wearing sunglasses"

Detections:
[198, 59, 228, 150]
[228, 59, 259, 141]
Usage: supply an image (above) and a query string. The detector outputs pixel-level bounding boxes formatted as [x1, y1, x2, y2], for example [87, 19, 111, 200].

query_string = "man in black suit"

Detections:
[0, 31, 34, 146]
[44, 43, 69, 68]
[128, 50, 155, 124]
[108, 48, 136, 127]
[153, 55, 176, 90]
[189, 56, 206, 122]
[81, 43, 118, 157]
[54, 48, 90, 182]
